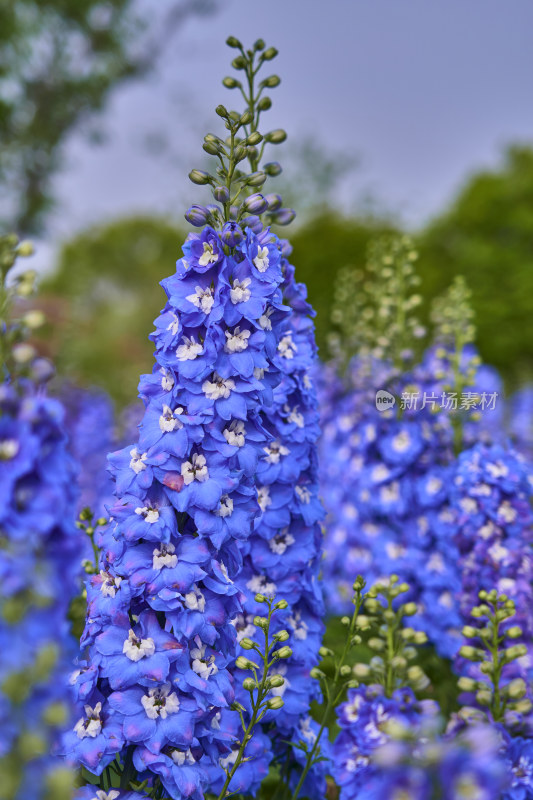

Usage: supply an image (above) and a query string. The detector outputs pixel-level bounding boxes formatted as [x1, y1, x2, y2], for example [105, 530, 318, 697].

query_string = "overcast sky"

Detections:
[32, 0, 533, 270]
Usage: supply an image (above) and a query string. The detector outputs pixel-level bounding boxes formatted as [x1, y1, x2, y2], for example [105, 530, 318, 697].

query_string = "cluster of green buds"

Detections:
[431, 275, 480, 396]
[328, 236, 425, 371]
[216, 594, 291, 800]
[458, 589, 530, 724]
[353, 576, 430, 696]
[76, 507, 108, 576]
[0, 233, 51, 384]
[185, 36, 294, 236]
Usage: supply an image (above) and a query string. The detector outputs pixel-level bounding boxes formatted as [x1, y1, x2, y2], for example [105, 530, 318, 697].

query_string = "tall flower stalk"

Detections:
[64, 36, 323, 800]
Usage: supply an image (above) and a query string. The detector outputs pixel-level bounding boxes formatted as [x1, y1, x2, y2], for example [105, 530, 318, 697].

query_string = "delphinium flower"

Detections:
[0, 234, 80, 800]
[449, 446, 533, 653]
[64, 36, 323, 798]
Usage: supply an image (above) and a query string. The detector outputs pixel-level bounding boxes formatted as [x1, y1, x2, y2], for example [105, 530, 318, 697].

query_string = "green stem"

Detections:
[215, 603, 276, 800]
[289, 592, 364, 800]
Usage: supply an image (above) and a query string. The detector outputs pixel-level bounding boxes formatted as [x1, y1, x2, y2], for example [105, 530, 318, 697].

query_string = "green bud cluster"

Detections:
[328, 236, 425, 372]
[457, 589, 531, 724]
[221, 595, 291, 798]
[0, 234, 49, 384]
[354, 575, 430, 696]
[187, 36, 292, 232]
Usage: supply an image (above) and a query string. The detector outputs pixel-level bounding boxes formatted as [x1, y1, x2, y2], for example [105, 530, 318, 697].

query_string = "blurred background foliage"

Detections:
[2, 2, 533, 406]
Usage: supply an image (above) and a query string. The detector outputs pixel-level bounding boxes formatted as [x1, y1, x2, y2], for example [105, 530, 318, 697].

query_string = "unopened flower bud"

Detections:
[235, 656, 259, 671]
[310, 667, 325, 680]
[13, 343, 35, 364]
[459, 645, 481, 661]
[266, 696, 284, 710]
[240, 638, 255, 650]
[23, 310, 45, 329]
[264, 161, 282, 176]
[185, 205, 209, 227]
[243, 193, 268, 214]
[226, 36, 242, 48]
[244, 215, 263, 234]
[457, 677, 478, 692]
[246, 131, 263, 146]
[368, 637, 384, 651]
[265, 129, 287, 144]
[189, 169, 211, 185]
[462, 626, 478, 639]
[273, 646, 292, 659]
[222, 76, 241, 89]
[505, 644, 528, 661]
[203, 141, 220, 156]
[353, 663, 371, 678]
[30, 357, 55, 384]
[506, 626, 523, 639]
[247, 171, 267, 187]
[273, 208, 296, 226]
[221, 221, 244, 247]
[476, 688, 492, 707]
[261, 75, 281, 88]
[273, 630, 289, 642]
[253, 616, 269, 630]
[264, 193, 282, 212]
[17, 240, 34, 257]
[257, 96, 272, 111]
[255, 594, 267, 603]
[214, 186, 230, 203]
[340, 665, 351, 677]
[275, 599, 288, 610]
[506, 678, 527, 699]
[269, 674, 285, 688]
[242, 677, 256, 691]
[215, 104, 229, 118]
[403, 602, 417, 617]
[261, 47, 278, 61]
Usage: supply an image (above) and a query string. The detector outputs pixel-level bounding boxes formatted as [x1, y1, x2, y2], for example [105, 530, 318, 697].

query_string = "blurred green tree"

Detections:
[41, 216, 183, 406]
[0, 0, 215, 235]
[417, 145, 533, 385]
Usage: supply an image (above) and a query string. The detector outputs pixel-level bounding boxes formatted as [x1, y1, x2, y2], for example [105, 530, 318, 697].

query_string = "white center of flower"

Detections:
[153, 542, 178, 569]
[259, 307, 274, 330]
[230, 277, 251, 304]
[186, 285, 214, 314]
[487, 462, 509, 479]
[215, 494, 234, 518]
[246, 574, 277, 595]
[191, 637, 218, 679]
[380, 482, 400, 503]
[135, 506, 160, 524]
[176, 335, 203, 361]
[123, 629, 156, 662]
[99, 571, 122, 598]
[254, 367, 265, 380]
[167, 313, 180, 336]
[185, 584, 206, 612]
[198, 241, 218, 267]
[283, 404, 304, 428]
[426, 477, 443, 494]
[257, 486, 271, 512]
[498, 501, 517, 523]
[428, 552, 445, 572]
[253, 245, 270, 272]
[269, 529, 295, 555]
[160, 367, 175, 392]
[278, 333, 297, 359]
[129, 447, 148, 474]
[299, 716, 316, 743]
[391, 431, 411, 453]
[94, 791, 120, 800]
[0, 439, 19, 460]
[386, 543, 405, 560]
[171, 748, 196, 766]
[263, 439, 290, 464]
[345, 695, 363, 722]
[223, 420, 246, 447]
[202, 372, 235, 400]
[141, 684, 180, 720]
[74, 702, 102, 739]
[289, 610, 308, 640]
[295, 486, 311, 504]
[159, 404, 184, 433]
[181, 452, 209, 485]
[460, 497, 478, 514]
[225, 326, 250, 353]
